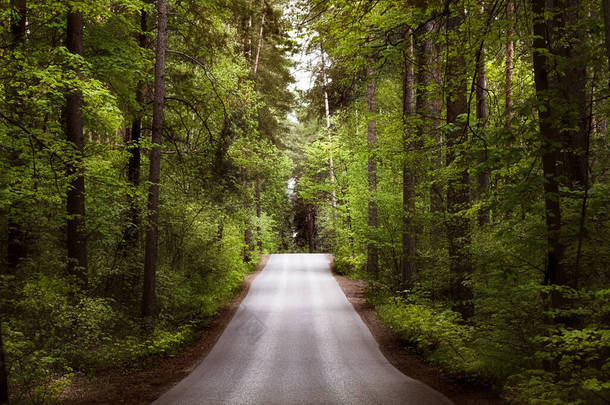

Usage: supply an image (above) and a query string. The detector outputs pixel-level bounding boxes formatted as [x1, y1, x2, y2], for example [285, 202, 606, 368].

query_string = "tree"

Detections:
[320, 43, 336, 210]
[6, 0, 27, 273]
[142, 0, 169, 318]
[124, 7, 149, 248]
[64, 7, 88, 285]
[445, 5, 473, 319]
[505, 0, 514, 129]
[476, 5, 490, 226]
[402, 30, 416, 288]
[0, 323, 6, 404]
[531, 0, 588, 311]
[366, 51, 378, 277]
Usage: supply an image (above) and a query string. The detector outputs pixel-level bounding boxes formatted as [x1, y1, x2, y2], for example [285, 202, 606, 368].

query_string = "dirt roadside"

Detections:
[331, 261, 504, 404]
[61, 255, 269, 405]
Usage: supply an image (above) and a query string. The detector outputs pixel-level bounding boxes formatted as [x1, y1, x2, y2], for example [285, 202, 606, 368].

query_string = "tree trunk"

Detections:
[2, 4, 27, 399]
[446, 9, 473, 320]
[244, 224, 253, 262]
[557, 1, 588, 190]
[366, 61, 378, 277]
[402, 31, 416, 289]
[425, 22, 443, 215]
[0, 322, 7, 405]
[505, 0, 514, 130]
[532, 0, 585, 311]
[253, 6, 265, 77]
[306, 203, 315, 253]
[256, 178, 262, 253]
[142, 0, 169, 318]
[476, 8, 490, 226]
[531, 0, 565, 303]
[9, 0, 26, 43]
[65, 9, 88, 286]
[6, 0, 27, 273]
[247, 2, 253, 64]
[124, 8, 148, 248]
[605, 0, 610, 75]
[320, 43, 336, 209]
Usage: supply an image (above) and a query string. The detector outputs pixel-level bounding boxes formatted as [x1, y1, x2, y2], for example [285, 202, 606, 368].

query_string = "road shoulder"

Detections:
[332, 268, 504, 405]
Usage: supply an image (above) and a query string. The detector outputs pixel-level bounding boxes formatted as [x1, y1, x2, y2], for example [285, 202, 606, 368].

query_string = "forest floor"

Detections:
[61, 255, 269, 405]
[332, 268, 505, 405]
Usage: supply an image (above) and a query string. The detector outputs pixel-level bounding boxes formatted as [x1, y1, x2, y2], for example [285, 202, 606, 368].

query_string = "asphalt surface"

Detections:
[153, 253, 453, 405]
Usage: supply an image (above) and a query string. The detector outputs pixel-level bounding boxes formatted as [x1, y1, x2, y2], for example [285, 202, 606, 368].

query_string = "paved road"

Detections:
[153, 254, 453, 405]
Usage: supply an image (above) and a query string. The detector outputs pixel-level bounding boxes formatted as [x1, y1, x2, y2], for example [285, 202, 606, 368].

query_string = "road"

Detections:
[153, 254, 453, 405]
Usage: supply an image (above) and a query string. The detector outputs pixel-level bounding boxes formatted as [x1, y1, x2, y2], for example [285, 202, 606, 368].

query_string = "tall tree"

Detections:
[142, 0, 169, 318]
[256, 178, 263, 252]
[476, 5, 490, 226]
[555, 1, 588, 190]
[505, 0, 514, 129]
[402, 30, 416, 288]
[6, 0, 27, 272]
[605, 0, 610, 71]
[445, 6, 473, 319]
[124, 8, 148, 248]
[64, 7, 88, 285]
[252, 3, 266, 251]
[253, 3, 266, 79]
[531, 0, 587, 310]
[3, 3, 27, 398]
[426, 22, 443, 215]
[366, 57, 378, 277]
[320, 43, 336, 209]
[0, 322, 6, 405]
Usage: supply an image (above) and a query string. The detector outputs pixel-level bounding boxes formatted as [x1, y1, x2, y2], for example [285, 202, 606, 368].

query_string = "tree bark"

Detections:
[124, 8, 148, 249]
[476, 6, 490, 226]
[505, 0, 514, 130]
[446, 8, 473, 319]
[605, 0, 610, 74]
[2, 4, 27, 400]
[247, 1, 253, 64]
[366, 61, 378, 277]
[557, 1, 588, 190]
[306, 203, 316, 253]
[256, 178, 262, 253]
[402, 31, 416, 289]
[253, 5, 265, 78]
[6, 0, 28, 273]
[142, 0, 169, 318]
[531, 0, 583, 310]
[425, 22, 443, 215]
[320, 43, 336, 209]
[244, 224, 253, 262]
[9, 0, 25, 43]
[64, 9, 88, 286]
[0, 322, 7, 405]
[128, 9, 148, 188]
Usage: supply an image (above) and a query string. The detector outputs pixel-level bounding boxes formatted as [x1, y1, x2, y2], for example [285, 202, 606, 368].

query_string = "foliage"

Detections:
[0, 0, 296, 402]
[293, 0, 610, 403]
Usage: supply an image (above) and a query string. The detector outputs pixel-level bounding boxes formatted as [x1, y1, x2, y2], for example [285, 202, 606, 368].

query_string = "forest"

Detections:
[0, 0, 609, 404]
